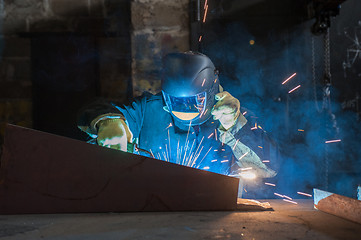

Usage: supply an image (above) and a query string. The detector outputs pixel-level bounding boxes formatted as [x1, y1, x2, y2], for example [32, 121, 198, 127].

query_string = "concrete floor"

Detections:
[0, 199, 360, 240]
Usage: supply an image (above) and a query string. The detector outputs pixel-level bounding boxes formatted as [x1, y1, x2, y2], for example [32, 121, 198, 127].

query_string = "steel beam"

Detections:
[313, 188, 361, 224]
[0, 124, 239, 214]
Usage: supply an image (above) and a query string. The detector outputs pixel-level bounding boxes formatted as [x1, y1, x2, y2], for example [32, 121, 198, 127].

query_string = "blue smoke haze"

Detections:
[203, 19, 361, 199]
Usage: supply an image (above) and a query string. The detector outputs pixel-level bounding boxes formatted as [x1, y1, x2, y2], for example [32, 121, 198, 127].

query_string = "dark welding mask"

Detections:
[161, 51, 220, 126]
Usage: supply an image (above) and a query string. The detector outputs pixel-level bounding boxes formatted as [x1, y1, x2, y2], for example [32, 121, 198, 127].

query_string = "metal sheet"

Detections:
[0, 124, 239, 214]
[313, 188, 361, 224]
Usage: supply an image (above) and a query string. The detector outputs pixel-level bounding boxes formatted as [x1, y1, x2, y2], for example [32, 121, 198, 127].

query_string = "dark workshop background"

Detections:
[0, 0, 360, 199]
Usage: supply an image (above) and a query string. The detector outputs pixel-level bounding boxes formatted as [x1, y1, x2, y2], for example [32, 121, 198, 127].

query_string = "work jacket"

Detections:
[78, 91, 279, 178]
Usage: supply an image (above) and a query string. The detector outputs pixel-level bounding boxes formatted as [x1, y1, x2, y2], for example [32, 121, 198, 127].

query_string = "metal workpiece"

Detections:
[0, 124, 239, 214]
[314, 188, 361, 224]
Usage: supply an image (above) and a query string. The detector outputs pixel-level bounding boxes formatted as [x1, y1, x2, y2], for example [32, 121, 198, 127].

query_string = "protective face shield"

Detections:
[161, 52, 220, 126]
[162, 91, 206, 121]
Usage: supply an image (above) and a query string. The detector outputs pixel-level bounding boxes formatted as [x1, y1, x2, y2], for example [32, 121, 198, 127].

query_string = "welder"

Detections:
[77, 51, 279, 198]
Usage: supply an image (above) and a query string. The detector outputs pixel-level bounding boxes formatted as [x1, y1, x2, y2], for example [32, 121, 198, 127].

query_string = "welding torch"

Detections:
[127, 142, 155, 158]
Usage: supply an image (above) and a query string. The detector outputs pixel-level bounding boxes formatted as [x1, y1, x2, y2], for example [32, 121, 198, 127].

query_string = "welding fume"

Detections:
[77, 51, 279, 198]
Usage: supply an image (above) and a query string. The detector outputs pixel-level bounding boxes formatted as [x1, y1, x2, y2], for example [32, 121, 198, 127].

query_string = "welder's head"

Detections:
[161, 51, 220, 126]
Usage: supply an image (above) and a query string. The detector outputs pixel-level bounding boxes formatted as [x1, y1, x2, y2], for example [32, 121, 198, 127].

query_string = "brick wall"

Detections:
[131, 0, 190, 96]
[0, 0, 190, 146]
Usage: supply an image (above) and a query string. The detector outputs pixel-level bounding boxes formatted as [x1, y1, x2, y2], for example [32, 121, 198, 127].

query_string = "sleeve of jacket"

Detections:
[77, 93, 150, 140]
[218, 111, 280, 178]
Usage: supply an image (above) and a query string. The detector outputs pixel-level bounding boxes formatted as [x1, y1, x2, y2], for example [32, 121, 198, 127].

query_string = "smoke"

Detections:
[203, 19, 361, 199]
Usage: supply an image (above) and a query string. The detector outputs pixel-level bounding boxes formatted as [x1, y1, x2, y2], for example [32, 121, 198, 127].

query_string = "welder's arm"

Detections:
[211, 91, 277, 178]
[77, 98, 134, 151]
[77, 98, 125, 138]
[96, 118, 133, 151]
[218, 123, 277, 178]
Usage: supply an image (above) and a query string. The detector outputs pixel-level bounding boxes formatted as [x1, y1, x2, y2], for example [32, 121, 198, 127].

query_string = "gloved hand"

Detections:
[211, 91, 242, 130]
[97, 118, 133, 151]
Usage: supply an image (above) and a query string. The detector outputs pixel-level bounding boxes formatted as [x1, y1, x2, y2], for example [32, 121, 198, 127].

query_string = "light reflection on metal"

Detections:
[288, 85, 301, 94]
[201, 78, 206, 87]
[282, 72, 297, 85]
[242, 111, 247, 115]
[211, 159, 217, 162]
[325, 139, 341, 143]
[198, 35, 202, 42]
[297, 191, 312, 197]
[221, 160, 229, 163]
[262, 160, 270, 163]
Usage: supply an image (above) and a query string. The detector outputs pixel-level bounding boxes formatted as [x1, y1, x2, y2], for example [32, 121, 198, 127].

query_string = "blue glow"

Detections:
[200, 20, 361, 199]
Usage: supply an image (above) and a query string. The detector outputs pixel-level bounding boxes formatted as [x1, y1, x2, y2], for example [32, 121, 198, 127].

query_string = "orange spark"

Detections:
[325, 139, 341, 143]
[283, 199, 298, 205]
[297, 192, 312, 197]
[274, 193, 283, 198]
[288, 85, 301, 94]
[238, 152, 249, 160]
[282, 72, 297, 85]
[283, 195, 293, 200]
[265, 182, 276, 187]
[202, 4, 208, 23]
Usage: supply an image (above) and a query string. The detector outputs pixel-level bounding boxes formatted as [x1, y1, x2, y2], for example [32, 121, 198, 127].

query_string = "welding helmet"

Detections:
[161, 51, 220, 126]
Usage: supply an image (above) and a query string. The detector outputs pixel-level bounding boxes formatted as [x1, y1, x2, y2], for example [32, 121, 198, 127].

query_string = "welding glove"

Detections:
[96, 118, 133, 152]
[211, 91, 245, 130]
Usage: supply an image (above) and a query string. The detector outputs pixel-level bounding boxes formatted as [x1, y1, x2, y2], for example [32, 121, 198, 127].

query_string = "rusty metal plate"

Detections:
[0, 124, 239, 214]
[314, 188, 361, 224]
